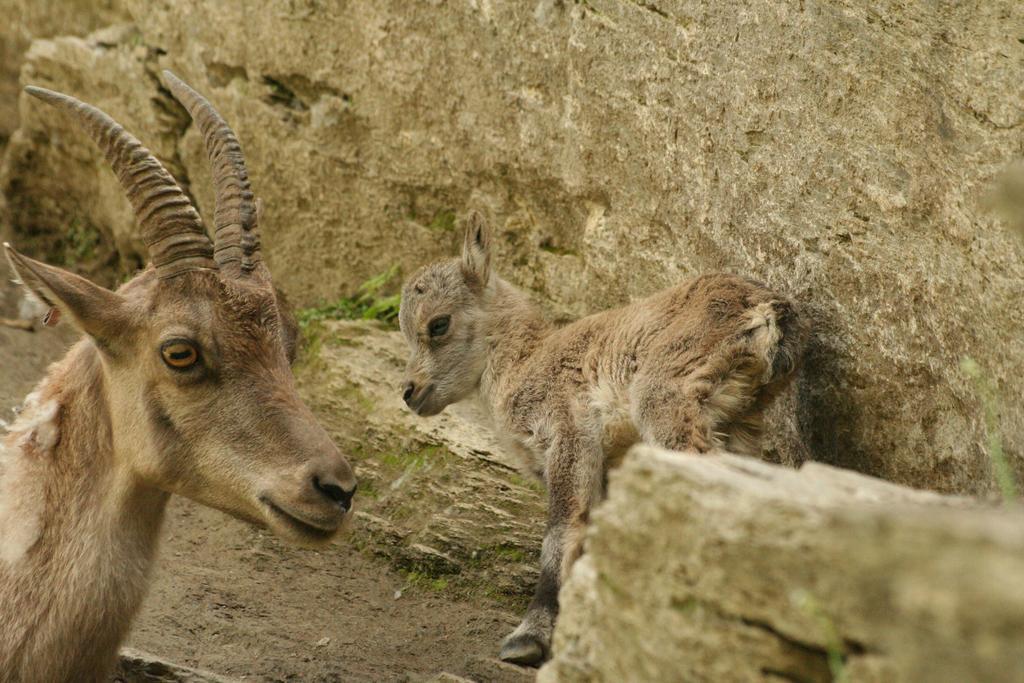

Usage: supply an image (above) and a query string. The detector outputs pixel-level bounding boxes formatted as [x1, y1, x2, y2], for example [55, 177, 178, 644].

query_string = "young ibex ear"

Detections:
[461, 210, 492, 287]
[5, 243, 131, 347]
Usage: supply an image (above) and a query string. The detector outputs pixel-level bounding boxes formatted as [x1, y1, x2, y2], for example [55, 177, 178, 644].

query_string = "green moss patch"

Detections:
[297, 265, 402, 332]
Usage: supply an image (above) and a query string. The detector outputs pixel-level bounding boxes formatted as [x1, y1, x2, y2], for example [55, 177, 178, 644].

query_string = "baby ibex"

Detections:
[0, 73, 356, 682]
[399, 212, 806, 666]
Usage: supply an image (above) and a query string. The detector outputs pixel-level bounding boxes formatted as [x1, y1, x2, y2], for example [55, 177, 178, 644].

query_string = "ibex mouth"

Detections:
[411, 384, 438, 416]
[259, 496, 341, 542]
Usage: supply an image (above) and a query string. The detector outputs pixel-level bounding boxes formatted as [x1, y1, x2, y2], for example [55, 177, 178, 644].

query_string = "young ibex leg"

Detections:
[500, 429, 603, 667]
[632, 377, 718, 451]
[723, 377, 790, 457]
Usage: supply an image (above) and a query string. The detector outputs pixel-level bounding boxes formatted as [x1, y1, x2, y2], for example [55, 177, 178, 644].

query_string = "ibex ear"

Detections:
[4, 243, 131, 348]
[460, 210, 492, 287]
[273, 286, 300, 365]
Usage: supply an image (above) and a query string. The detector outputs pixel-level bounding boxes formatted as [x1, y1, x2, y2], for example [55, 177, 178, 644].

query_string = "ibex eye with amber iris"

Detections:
[161, 340, 199, 369]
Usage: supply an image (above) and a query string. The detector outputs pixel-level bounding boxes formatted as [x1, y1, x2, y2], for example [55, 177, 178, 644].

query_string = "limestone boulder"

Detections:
[540, 445, 1024, 683]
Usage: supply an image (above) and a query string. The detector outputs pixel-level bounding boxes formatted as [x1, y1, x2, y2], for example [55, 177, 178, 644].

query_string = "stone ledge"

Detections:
[540, 447, 1024, 683]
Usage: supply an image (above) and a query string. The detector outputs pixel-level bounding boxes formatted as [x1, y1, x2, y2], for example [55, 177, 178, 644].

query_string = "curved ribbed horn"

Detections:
[161, 70, 261, 277]
[25, 86, 215, 279]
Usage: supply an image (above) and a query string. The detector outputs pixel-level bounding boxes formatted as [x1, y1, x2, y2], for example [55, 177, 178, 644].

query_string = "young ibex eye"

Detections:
[161, 340, 199, 370]
[428, 315, 451, 338]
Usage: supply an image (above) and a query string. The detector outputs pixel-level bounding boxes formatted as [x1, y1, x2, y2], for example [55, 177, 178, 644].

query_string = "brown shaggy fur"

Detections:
[399, 212, 808, 665]
[0, 80, 355, 681]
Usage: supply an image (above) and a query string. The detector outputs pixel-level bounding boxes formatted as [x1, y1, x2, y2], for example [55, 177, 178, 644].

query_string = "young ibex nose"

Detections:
[403, 381, 416, 406]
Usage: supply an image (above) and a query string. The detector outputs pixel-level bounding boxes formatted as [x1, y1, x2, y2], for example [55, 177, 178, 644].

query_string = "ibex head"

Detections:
[4, 72, 355, 546]
[398, 211, 494, 416]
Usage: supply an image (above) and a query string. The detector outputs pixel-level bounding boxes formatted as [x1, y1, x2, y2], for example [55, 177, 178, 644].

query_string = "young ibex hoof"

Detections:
[499, 632, 548, 667]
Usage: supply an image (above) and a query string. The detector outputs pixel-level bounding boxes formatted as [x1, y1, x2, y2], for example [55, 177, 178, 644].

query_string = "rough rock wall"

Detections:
[1, 0, 1023, 493]
[540, 446, 1024, 683]
[1, 24, 185, 278]
[0, 0, 128, 148]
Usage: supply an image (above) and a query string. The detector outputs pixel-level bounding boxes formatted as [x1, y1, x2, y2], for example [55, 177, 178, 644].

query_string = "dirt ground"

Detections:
[0, 259, 532, 683]
[130, 500, 530, 682]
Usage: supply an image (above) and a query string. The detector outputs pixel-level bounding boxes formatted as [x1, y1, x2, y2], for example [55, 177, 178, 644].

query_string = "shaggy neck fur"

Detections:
[478, 277, 552, 409]
[0, 341, 169, 683]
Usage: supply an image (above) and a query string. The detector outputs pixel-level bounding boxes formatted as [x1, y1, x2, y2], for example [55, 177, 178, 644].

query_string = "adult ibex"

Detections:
[0, 72, 356, 682]
[398, 212, 807, 666]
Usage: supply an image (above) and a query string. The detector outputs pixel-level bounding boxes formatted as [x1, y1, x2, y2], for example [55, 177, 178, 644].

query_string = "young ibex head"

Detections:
[4, 72, 355, 545]
[398, 212, 494, 416]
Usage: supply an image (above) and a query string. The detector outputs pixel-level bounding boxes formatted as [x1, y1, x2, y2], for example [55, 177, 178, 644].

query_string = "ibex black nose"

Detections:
[403, 381, 416, 406]
[313, 476, 356, 512]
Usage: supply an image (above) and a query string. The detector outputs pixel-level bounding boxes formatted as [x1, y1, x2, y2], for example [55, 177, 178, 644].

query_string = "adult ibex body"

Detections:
[0, 73, 356, 682]
[399, 212, 807, 666]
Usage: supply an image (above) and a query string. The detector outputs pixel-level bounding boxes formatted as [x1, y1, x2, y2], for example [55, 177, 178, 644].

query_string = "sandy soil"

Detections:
[0, 262, 532, 682]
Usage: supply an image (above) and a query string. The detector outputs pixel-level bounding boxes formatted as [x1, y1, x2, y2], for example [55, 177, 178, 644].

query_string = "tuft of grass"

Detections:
[792, 590, 848, 683]
[62, 219, 100, 267]
[333, 381, 375, 414]
[961, 356, 1019, 503]
[508, 471, 546, 494]
[354, 478, 380, 500]
[297, 265, 402, 331]
[428, 208, 457, 232]
[379, 444, 454, 474]
[296, 319, 326, 370]
[401, 570, 450, 592]
[486, 544, 527, 563]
